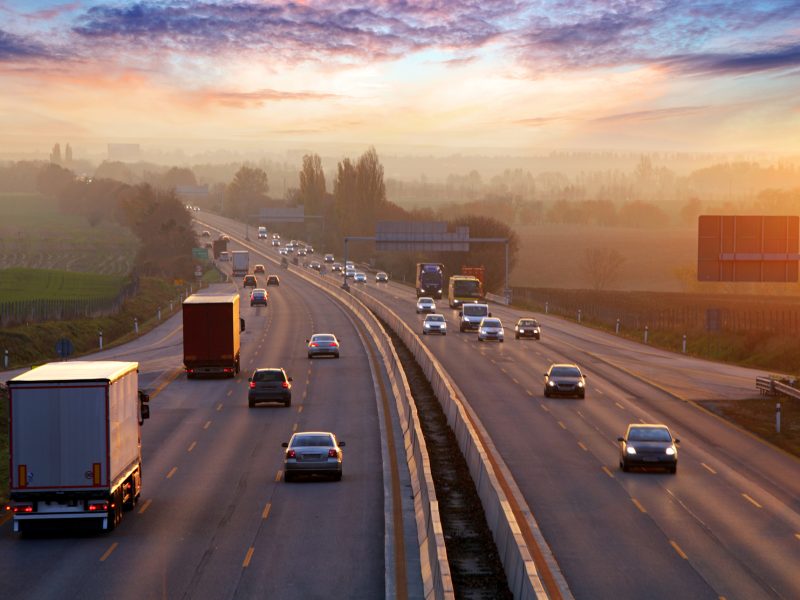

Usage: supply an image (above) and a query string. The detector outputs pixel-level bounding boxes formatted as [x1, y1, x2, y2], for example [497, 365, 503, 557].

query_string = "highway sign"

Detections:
[698, 215, 799, 282]
[375, 221, 469, 252]
[192, 247, 209, 260]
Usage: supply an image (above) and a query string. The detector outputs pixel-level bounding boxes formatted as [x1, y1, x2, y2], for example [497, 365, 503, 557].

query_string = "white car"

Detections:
[422, 314, 447, 335]
[478, 317, 504, 342]
[375, 271, 389, 282]
[218, 251, 230, 262]
[354, 272, 367, 283]
[272, 239, 281, 247]
[345, 268, 356, 279]
[416, 297, 436, 314]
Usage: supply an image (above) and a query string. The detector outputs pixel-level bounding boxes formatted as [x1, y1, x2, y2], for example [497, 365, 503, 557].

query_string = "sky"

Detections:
[1, 0, 800, 158]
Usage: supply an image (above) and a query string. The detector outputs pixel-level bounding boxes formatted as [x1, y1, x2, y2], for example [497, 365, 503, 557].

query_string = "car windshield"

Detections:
[293, 435, 334, 447]
[253, 370, 284, 382]
[550, 366, 581, 378]
[463, 305, 487, 316]
[519, 320, 538, 326]
[426, 315, 445, 322]
[482, 319, 501, 327]
[628, 428, 672, 442]
[252, 291, 265, 297]
[419, 298, 433, 304]
[312, 335, 335, 342]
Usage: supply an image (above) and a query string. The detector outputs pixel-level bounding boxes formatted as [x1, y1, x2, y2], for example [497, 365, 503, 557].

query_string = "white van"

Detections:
[459, 303, 491, 332]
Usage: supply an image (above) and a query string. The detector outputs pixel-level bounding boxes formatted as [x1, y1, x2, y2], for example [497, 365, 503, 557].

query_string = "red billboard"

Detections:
[698, 215, 799, 282]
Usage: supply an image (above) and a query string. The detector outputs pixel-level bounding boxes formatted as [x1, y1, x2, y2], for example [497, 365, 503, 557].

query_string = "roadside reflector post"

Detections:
[157, 307, 161, 321]
[170, 301, 174, 311]
[644, 325, 649, 344]
[615, 318, 620, 334]
[545, 301, 549, 314]
[134, 317, 139, 335]
[577, 309, 582, 324]
[682, 334, 687, 354]
[3, 349, 8, 368]
[98, 330, 103, 350]
[776, 402, 781, 433]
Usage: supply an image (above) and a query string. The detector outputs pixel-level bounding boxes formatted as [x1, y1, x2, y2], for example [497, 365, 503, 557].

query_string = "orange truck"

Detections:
[461, 266, 485, 289]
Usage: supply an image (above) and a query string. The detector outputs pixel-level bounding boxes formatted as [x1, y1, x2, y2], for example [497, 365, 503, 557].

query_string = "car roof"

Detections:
[253, 367, 284, 373]
[311, 332, 336, 338]
[425, 313, 445, 318]
[251, 288, 267, 293]
[549, 363, 579, 369]
[627, 423, 669, 431]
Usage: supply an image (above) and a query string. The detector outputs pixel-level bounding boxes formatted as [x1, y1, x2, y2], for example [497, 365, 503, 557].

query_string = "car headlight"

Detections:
[424, 323, 431, 328]
[547, 380, 556, 387]
[626, 446, 637, 455]
[665, 446, 676, 456]
[533, 329, 539, 333]
[577, 381, 585, 388]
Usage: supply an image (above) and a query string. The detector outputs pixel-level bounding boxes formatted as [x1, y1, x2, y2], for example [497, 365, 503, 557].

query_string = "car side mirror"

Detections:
[305, 339, 309, 343]
[288, 376, 293, 382]
[543, 373, 548, 377]
[338, 441, 345, 447]
[489, 312, 493, 317]
[281, 442, 288, 448]
[240, 317, 246, 332]
[583, 375, 587, 379]
[674, 439, 680, 444]
[458, 311, 463, 317]
[617, 437, 625, 442]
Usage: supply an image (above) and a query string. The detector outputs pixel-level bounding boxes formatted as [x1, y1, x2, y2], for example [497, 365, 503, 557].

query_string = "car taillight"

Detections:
[331, 341, 339, 347]
[310, 343, 318, 347]
[88, 501, 109, 512]
[281, 382, 290, 388]
[12, 504, 34, 513]
[328, 449, 338, 458]
[223, 368, 233, 373]
[249, 382, 256, 389]
[286, 450, 296, 458]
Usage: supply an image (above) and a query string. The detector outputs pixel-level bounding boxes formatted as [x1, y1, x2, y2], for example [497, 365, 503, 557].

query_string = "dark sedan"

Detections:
[248, 368, 292, 407]
[618, 424, 679, 473]
[514, 318, 541, 340]
[250, 288, 268, 307]
[544, 363, 586, 398]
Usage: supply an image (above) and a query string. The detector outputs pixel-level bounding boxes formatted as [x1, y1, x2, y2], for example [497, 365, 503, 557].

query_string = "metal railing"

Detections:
[756, 375, 800, 399]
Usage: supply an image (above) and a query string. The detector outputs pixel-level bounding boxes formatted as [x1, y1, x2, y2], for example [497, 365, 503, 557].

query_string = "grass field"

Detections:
[0, 268, 126, 301]
[0, 193, 137, 275]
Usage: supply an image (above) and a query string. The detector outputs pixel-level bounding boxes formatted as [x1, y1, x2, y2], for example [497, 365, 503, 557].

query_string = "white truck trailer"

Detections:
[231, 250, 249, 277]
[6, 361, 150, 533]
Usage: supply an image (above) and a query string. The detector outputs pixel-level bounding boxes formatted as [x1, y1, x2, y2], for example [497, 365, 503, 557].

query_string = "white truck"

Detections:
[231, 250, 249, 277]
[6, 361, 151, 533]
[257, 226, 268, 239]
[459, 302, 492, 332]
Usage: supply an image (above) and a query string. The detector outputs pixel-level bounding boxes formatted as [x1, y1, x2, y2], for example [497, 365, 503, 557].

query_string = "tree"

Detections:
[36, 163, 74, 198]
[64, 143, 73, 164]
[50, 143, 61, 164]
[355, 146, 387, 234]
[160, 167, 197, 190]
[680, 197, 702, 225]
[581, 247, 625, 290]
[298, 153, 326, 215]
[333, 157, 358, 233]
[226, 165, 268, 219]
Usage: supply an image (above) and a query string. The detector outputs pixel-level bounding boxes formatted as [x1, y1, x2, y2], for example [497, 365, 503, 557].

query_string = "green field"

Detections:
[0, 268, 126, 301]
[0, 193, 137, 275]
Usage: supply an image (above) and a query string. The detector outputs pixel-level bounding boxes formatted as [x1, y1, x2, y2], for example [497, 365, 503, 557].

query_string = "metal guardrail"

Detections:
[756, 376, 800, 399]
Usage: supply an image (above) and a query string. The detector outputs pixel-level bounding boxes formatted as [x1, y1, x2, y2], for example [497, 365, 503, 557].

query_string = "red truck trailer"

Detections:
[182, 292, 243, 378]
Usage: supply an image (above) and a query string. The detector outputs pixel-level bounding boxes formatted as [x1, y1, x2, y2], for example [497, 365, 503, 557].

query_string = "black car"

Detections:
[618, 424, 679, 473]
[250, 288, 268, 307]
[248, 368, 292, 407]
[514, 318, 541, 340]
[544, 363, 586, 398]
[266, 275, 280, 286]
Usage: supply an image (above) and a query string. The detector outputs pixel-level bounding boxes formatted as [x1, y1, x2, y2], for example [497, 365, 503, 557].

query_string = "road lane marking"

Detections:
[500, 367, 507, 374]
[262, 503, 271, 519]
[614, 402, 625, 410]
[490, 359, 496, 364]
[577, 441, 588, 451]
[297, 405, 303, 413]
[292, 423, 298, 432]
[138, 499, 152, 514]
[742, 493, 762, 509]
[216, 403, 223, 411]
[242, 547, 255, 567]
[166, 467, 178, 479]
[631, 498, 647, 513]
[701, 462, 717, 474]
[275, 470, 283, 482]
[511, 377, 519, 384]
[540, 403, 550, 412]
[187, 441, 197, 452]
[795, 533, 800, 542]
[526, 389, 534, 397]
[595, 389, 604, 395]
[227, 390, 232, 397]
[302, 390, 307, 400]
[670, 540, 688, 560]
[100, 542, 118, 562]
[601, 466, 614, 478]
[558, 421, 566, 430]
[203, 420, 211, 430]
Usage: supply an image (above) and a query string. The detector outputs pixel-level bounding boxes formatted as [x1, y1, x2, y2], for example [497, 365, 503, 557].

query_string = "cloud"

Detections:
[514, 116, 566, 127]
[0, 29, 53, 61]
[665, 43, 800, 76]
[194, 87, 342, 108]
[592, 106, 711, 124]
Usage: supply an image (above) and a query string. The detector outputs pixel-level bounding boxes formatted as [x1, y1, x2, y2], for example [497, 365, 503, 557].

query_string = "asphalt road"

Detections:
[350, 268, 800, 600]
[1, 253, 390, 599]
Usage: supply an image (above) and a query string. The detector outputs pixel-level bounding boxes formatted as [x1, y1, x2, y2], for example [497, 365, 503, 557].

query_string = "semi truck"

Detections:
[6, 361, 151, 533]
[415, 263, 444, 299]
[183, 292, 244, 378]
[231, 250, 249, 277]
[212, 238, 228, 259]
[448, 275, 484, 308]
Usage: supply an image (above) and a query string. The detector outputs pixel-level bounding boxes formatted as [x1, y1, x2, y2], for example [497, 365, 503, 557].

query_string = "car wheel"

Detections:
[422, 330, 427, 335]
[515, 334, 519, 339]
[308, 354, 313, 359]
[284, 472, 294, 483]
[284, 398, 291, 407]
[621, 461, 629, 472]
[333, 471, 342, 482]
[578, 393, 585, 399]
[669, 465, 677, 474]
[442, 332, 447, 336]
[500, 339, 504, 343]
[544, 388, 550, 397]
[248, 400, 254, 408]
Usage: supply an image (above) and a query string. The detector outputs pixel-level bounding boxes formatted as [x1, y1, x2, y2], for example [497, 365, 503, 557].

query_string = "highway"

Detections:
[201, 211, 800, 600]
[1, 250, 400, 598]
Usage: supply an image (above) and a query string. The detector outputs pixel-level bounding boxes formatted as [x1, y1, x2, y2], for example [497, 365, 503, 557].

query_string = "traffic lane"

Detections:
[430, 335, 716, 599]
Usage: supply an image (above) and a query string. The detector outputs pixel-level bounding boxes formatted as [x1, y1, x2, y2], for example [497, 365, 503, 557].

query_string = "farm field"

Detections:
[0, 193, 137, 274]
[511, 224, 698, 292]
[0, 268, 126, 301]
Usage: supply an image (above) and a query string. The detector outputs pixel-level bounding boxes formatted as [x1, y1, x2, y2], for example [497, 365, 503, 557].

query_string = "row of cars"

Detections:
[416, 296, 541, 341]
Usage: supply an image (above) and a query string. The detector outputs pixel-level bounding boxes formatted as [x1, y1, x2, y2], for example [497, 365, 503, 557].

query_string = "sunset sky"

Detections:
[1, 0, 799, 158]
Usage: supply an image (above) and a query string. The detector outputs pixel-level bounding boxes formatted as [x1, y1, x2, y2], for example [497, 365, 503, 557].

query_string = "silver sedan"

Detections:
[422, 314, 447, 335]
[282, 432, 345, 481]
[307, 333, 340, 358]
